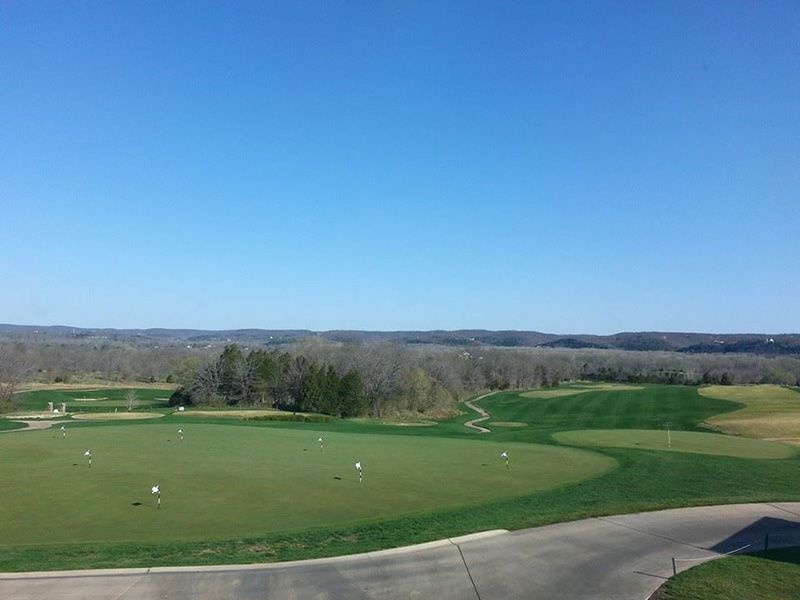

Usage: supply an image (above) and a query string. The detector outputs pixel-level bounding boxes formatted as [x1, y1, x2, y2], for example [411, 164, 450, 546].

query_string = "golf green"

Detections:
[553, 429, 796, 459]
[0, 423, 615, 546]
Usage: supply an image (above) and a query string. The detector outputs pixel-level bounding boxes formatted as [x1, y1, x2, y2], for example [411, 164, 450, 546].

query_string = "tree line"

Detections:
[170, 345, 368, 417]
[2, 338, 800, 415]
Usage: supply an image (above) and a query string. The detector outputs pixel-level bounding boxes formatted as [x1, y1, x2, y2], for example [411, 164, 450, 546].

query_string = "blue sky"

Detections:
[1, 2, 798, 333]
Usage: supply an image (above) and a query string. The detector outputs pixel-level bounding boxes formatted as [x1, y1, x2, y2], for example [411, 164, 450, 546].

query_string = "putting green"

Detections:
[0, 423, 615, 546]
[553, 429, 796, 459]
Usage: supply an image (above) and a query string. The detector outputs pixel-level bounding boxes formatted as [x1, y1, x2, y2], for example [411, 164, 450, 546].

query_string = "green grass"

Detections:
[0, 420, 26, 431]
[519, 383, 644, 399]
[0, 423, 613, 546]
[14, 388, 172, 413]
[480, 384, 740, 438]
[655, 547, 800, 600]
[553, 429, 796, 459]
[2, 383, 800, 572]
[2, 441, 798, 571]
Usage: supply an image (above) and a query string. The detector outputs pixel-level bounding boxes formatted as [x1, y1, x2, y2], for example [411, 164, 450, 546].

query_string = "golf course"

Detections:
[1, 383, 799, 572]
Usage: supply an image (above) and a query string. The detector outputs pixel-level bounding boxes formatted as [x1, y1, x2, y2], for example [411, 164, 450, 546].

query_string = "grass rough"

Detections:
[700, 385, 800, 444]
[653, 547, 800, 600]
[553, 429, 796, 459]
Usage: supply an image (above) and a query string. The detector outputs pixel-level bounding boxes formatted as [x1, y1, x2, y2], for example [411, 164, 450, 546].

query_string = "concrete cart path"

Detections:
[463, 392, 496, 433]
[0, 420, 57, 433]
[3, 502, 800, 600]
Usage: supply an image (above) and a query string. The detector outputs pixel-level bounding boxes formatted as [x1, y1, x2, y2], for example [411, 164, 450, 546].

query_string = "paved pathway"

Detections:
[3, 502, 799, 600]
[0, 420, 57, 433]
[463, 392, 495, 433]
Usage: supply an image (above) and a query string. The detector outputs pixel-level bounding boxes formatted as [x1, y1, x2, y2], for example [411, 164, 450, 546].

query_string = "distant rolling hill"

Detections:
[1, 324, 799, 356]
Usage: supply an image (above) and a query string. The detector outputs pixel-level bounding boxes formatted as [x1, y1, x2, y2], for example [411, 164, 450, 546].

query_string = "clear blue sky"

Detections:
[1, 2, 798, 333]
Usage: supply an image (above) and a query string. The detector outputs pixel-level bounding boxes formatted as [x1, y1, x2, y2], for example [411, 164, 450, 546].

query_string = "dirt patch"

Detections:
[244, 543, 276, 555]
[490, 421, 527, 428]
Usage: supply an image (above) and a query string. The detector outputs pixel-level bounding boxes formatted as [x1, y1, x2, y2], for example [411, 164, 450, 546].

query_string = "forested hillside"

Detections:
[2, 332, 799, 417]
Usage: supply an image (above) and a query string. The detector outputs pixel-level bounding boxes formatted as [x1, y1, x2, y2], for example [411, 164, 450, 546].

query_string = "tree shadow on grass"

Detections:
[753, 545, 800, 567]
[672, 516, 800, 568]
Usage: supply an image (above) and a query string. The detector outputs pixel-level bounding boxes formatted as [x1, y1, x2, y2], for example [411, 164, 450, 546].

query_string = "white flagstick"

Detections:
[318, 436, 324, 451]
[664, 422, 672, 449]
[501, 450, 509, 469]
[84, 449, 92, 468]
[151, 484, 161, 509]
[60, 425, 66, 439]
[178, 428, 184, 441]
[355, 461, 362, 483]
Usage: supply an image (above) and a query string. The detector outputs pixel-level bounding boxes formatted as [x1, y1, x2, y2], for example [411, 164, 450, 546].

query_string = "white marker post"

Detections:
[84, 449, 92, 468]
[664, 422, 672, 449]
[501, 450, 509, 469]
[355, 461, 362, 483]
[151, 484, 161, 509]
[60, 425, 66, 439]
[318, 436, 324, 451]
[178, 428, 184, 441]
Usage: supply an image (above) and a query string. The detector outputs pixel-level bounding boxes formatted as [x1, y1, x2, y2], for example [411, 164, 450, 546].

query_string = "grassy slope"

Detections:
[655, 547, 800, 600]
[0, 420, 26, 431]
[13, 388, 173, 413]
[700, 385, 800, 443]
[2, 384, 800, 571]
[552, 429, 796, 459]
[479, 384, 740, 441]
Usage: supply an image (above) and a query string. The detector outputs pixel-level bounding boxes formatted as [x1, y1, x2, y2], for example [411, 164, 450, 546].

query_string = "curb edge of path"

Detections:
[0, 530, 510, 580]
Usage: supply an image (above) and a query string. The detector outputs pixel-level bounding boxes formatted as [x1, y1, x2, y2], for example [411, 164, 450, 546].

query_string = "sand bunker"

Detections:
[72, 412, 164, 421]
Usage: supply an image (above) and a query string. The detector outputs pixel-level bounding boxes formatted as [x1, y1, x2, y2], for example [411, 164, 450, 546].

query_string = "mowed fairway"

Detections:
[481, 384, 740, 433]
[15, 388, 172, 413]
[553, 429, 796, 459]
[0, 423, 615, 546]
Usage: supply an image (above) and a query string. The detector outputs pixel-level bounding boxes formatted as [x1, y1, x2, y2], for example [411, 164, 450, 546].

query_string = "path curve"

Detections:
[463, 392, 496, 433]
[5, 502, 799, 600]
[0, 420, 57, 433]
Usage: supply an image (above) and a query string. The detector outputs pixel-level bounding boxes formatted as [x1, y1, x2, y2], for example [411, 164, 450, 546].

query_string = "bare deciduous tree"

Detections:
[0, 346, 29, 412]
[126, 389, 138, 411]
